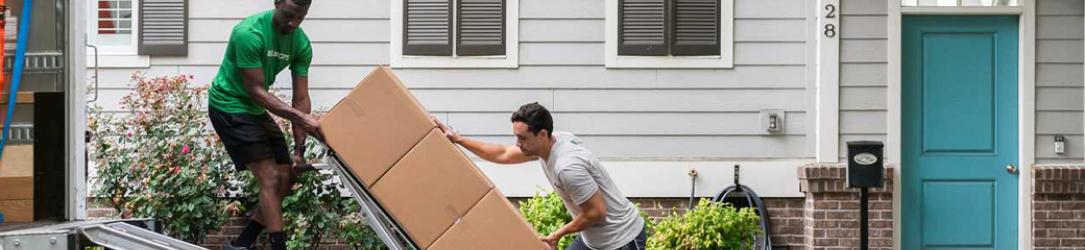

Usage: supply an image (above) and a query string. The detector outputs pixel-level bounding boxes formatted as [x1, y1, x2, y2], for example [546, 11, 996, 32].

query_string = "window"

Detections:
[619, 0, 719, 56]
[606, 0, 733, 68]
[90, 0, 138, 54]
[391, 0, 519, 68]
[87, 0, 187, 56]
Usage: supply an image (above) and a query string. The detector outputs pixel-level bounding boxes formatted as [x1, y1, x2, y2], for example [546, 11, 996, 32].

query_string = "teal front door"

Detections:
[902, 15, 1019, 249]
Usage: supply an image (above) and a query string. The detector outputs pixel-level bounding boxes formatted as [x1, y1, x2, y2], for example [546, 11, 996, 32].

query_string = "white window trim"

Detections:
[604, 0, 734, 69]
[87, 0, 150, 68]
[87, 0, 140, 55]
[390, 0, 519, 69]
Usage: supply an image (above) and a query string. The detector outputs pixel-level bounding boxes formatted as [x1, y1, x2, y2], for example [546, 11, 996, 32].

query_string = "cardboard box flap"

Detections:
[320, 66, 435, 187]
[429, 189, 548, 250]
[371, 129, 494, 249]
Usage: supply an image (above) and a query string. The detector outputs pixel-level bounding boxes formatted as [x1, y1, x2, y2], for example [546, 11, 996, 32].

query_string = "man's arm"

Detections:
[290, 73, 312, 156]
[240, 68, 323, 140]
[543, 191, 606, 248]
[432, 116, 537, 164]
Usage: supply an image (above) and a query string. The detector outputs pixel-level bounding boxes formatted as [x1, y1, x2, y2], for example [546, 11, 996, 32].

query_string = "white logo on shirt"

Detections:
[267, 50, 291, 61]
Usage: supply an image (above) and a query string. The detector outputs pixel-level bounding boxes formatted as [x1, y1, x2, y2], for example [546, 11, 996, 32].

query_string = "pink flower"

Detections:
[127, 131, 133, 137]
[181, 145, 190, 154]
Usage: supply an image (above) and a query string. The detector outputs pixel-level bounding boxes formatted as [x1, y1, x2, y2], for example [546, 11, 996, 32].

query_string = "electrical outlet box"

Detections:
[1054, 135, 1065, 154]
[760, 109, 784, 134]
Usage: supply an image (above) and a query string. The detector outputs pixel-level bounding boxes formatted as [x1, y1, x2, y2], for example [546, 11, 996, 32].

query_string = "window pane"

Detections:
[97, 0, 133, 45]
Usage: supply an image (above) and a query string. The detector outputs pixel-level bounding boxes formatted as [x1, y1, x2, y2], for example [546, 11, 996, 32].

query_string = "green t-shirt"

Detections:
[209, 10, 313, 115]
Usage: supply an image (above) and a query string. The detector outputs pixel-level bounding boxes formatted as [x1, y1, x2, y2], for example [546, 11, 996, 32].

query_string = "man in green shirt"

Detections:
[207, 1, 322, 249]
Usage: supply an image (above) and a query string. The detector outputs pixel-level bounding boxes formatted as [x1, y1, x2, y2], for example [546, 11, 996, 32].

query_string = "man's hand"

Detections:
[540, 235, 559, 250]
[298, 113, 325, 142]
[292, 151, 306, 167]
[431, 116, 462, 143]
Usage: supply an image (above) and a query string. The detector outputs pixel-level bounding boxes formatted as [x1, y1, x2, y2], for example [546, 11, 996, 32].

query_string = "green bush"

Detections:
[519, 191, 574, 249]
[89, 74, 234, 242]
[90, 73, 386, 248]
[335, 200, 390, 250]
[519, 191, 655, 250]
[646, 199, 762, 250]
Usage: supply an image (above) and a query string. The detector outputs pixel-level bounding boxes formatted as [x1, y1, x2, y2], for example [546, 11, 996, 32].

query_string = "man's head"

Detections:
[510, 102, 554, 157]
[273, 0, 311, 35]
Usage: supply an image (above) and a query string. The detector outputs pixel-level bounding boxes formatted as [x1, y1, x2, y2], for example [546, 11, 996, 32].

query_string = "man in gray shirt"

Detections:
[433, 103, 646, 250]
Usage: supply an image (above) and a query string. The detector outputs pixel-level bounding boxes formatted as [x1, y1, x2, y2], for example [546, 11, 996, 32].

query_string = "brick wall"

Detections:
[199, 216, 353, 250]
[90, 196, 805, 249]
[1033, 165, 1085, 249]
[798, 164, 894, 250]
[763, 197, 805, 249]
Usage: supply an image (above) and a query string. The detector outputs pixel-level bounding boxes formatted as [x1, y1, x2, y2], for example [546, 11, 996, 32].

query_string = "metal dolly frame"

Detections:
[0, 219, 205, 250]
[319, 152, 420, 250]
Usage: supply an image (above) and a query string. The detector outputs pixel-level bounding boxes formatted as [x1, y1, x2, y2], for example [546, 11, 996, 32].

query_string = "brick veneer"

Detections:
[798, 164, 895, 250]
[1032, 165, 1085, 249]
[88, 196, 807, 249]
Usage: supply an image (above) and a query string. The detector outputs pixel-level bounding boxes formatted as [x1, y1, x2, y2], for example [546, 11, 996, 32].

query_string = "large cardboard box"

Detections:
[321, 67, 544, 249]
[371, 129, 493, 248]
[0, 176, 33, 222]
[0, 145, 32, 177]
[429, 189, 549, 250]
[319, 67, 435, 187]
[0, 200, 33, 222]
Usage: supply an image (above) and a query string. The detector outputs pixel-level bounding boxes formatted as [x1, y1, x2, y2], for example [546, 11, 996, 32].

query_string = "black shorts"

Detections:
[208, 106, 292, 171]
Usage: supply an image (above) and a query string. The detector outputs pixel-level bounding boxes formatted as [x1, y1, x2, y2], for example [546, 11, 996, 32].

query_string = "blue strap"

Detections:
[0, 0, 34, 160]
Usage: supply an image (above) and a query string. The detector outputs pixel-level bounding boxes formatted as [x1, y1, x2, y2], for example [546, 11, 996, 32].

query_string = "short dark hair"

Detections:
[276, 0, 311, 6]
[510, 102, 553, 136]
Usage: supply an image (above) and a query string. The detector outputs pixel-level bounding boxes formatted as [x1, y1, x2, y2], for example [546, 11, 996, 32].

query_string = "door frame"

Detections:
[888, 1, 1036, 249]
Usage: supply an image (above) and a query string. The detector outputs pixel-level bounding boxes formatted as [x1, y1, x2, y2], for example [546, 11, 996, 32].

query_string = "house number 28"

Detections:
[823, 4, 837, 38]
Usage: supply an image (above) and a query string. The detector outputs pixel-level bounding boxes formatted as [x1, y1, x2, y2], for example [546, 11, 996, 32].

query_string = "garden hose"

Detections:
[713, 165, 774, 250]
[0, 0, 31, 160]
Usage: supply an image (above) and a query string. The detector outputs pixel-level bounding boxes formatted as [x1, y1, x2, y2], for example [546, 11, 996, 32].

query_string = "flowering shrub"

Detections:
[89, 73, 235, 242]
[90, 73, 385, 248]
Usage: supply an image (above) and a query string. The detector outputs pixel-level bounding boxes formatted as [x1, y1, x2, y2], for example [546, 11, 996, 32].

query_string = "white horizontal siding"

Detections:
[1037, 40, 1084, 63]
[1037, 64, 1083, 87]
[448, 112, 806, 136]
[838, 0, 889, 158]
[150, 43, 390, 66]
[90, 0, 814, 166]
[1036, 0, 1084, 163]
[93, 65, 813, 90]
[471, 135, 809, 159]
[189, 0, 390, 19]
[840, 0, 887, 15]
[841, 63, 887, 86]
[519, 20, 603, 42]
[189, 19, 391, 43]
[552, 89, 806, 112]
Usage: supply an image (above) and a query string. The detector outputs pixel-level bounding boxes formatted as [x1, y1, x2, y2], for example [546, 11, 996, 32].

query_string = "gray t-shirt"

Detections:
[541, 131, 644, 250]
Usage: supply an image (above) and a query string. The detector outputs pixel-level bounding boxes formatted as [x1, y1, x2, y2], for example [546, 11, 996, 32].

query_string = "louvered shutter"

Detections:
[456, 0, 505, 56]
[670, 0, 719, 56]
[138, 0, 187, 56]
[404, 0, 453, 56]
[618, 0, 668, 56]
